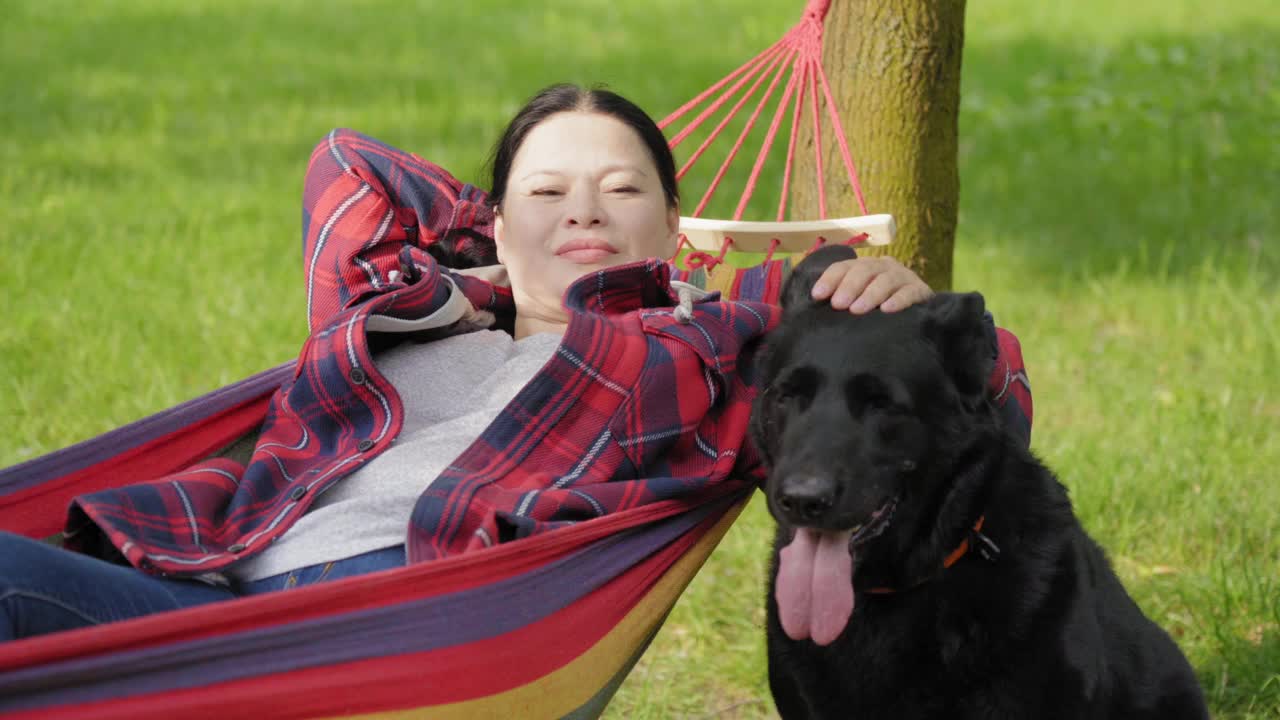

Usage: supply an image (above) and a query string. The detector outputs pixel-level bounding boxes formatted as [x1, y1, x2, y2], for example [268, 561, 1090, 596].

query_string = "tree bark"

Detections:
[791, 0, 967, 290]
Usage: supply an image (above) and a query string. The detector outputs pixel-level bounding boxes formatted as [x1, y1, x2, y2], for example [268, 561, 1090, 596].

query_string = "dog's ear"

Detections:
[748, 394, 776, 469]
[780, 244, 858, 314]
[921, 292, 996, 402]
[747, 342, 778, 468]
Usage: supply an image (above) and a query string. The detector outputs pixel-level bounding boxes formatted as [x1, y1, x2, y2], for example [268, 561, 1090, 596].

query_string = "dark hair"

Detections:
[487, 84, 679, 211]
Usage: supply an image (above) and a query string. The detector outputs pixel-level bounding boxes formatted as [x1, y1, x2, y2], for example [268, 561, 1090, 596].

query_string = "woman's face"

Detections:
[494, 111, 679, 324]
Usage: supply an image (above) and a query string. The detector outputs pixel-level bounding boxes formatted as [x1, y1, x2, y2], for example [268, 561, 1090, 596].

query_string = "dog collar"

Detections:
[864, 516, 1001, 595]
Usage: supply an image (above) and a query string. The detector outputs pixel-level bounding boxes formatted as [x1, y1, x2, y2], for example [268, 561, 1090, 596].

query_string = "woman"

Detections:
[0, 84, 1019, 642]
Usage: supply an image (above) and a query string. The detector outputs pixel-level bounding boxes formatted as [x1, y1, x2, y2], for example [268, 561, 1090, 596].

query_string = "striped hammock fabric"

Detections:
[0, 353, 754, 718]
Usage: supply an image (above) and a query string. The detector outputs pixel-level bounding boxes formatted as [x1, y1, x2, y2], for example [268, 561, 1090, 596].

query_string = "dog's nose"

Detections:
[775, 475, 839, 525]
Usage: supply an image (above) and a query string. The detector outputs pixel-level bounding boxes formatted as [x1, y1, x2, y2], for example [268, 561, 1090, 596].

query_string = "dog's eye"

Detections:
[847, 374, 900, 415]
[864, 393, 894, 411]
[772, 367, 819, 409]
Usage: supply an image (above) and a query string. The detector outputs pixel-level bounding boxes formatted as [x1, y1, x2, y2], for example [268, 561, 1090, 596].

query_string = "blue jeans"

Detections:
[0, 531, 404, 642]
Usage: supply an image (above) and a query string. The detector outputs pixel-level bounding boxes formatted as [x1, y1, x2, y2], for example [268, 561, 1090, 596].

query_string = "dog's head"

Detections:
[752, 244, 998, 545]
[752, 246, 1000, 644]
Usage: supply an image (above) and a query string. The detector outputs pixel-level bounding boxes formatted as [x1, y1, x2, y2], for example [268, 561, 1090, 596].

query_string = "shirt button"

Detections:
[290, 486, 307, 501]
[227, 543, 247, 553]
[357, 439, 375, 452]
[350, 368, 367, 385]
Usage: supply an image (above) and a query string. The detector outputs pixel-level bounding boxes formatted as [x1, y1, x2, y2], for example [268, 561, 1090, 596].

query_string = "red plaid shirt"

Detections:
[66, 129, 1033, 576]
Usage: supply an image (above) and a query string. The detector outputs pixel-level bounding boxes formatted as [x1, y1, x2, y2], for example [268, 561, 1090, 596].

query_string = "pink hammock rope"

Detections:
[658, 0, 868, 224]
[657, 0, 887, 273]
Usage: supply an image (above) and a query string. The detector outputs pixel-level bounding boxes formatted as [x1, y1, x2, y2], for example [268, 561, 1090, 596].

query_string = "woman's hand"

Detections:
[809, 257, 933, 314]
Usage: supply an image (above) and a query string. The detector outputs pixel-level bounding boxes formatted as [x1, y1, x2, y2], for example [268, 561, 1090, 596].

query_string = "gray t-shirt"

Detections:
[227, 329, 561, 582]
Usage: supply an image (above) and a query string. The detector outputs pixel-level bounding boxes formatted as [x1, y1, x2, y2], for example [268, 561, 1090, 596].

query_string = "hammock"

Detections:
[0, 1, 893, 717]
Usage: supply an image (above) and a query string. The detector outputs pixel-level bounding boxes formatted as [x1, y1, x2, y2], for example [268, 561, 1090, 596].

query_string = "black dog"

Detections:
[750, 246, 1207, 719]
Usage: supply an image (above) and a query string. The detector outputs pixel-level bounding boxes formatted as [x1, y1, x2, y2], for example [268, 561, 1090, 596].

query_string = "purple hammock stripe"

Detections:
[0, 362, 294, 496]
[0, 495, 734, 712]
[736, 257, 794, 309]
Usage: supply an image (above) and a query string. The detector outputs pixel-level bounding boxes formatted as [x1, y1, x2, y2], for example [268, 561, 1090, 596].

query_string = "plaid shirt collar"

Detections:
[452, 257, 713, 329]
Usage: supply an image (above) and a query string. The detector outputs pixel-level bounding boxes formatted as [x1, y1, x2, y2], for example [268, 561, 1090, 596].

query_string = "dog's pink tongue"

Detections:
[776, 528, 855, 646]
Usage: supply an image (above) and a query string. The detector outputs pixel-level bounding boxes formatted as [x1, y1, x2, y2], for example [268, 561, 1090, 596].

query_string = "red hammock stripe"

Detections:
[0, 503, 738, 720]
[0, 378, 281, 540]
[0, 488, 732, 677]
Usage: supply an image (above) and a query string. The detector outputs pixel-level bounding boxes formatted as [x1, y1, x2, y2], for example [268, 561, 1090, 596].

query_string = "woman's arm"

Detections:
[988, 324, 1034, 445]
[300, 129, 495, 332]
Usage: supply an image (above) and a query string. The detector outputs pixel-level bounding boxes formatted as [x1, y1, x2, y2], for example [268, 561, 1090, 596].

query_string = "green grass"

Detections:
[2, 0, 1277, 717]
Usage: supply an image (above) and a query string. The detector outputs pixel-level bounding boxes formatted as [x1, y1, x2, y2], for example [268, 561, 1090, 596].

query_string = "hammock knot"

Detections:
[683, 250, 717, 270]
[763, 237, 782, 265]
[802, 0, 831, 22]
[682, 236, 733, 273]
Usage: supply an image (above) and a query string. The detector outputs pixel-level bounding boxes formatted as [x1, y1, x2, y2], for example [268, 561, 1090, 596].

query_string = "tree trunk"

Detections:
[791, 0, 966, 290]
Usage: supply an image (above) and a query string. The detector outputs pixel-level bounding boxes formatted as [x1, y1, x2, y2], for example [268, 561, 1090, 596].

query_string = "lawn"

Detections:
[1, 0, 1277, 717]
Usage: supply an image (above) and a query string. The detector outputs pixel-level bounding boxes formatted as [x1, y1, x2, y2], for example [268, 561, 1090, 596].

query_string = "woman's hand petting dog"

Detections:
[809, 256, 934, 314]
